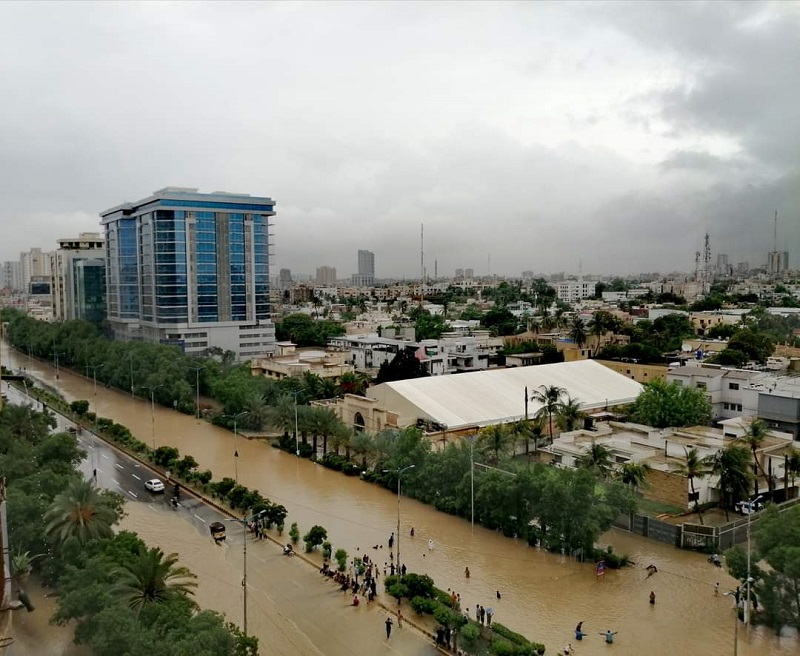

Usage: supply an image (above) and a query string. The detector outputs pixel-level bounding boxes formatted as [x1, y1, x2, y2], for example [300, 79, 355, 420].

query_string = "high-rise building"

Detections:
[464, 268, 474, 279]
[1, 261, 22, 291]
[101, 187, 276, 360]
[20, 247, 52, 292]
[316, 265, 337, 286]
[352, 249, 375, 287]
[51, 233, 106, 323]
[767, 251, 789, 275]
[279, 268, 293, 290]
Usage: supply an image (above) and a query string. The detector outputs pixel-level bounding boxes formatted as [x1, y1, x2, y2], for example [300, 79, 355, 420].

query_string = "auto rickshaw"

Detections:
[210, 521, 226, 544]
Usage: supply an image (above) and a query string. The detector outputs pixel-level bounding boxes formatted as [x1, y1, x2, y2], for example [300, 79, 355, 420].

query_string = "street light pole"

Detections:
[89, 363, 105, 478]
[188, 365, 203, 419]
[469, 434, 476, 530]
[140, 384, 163, 450]
[745, 494, 762, 628]
[223, 411, 249, 483]
[128, 352, 135, 398]
[53, 351, 65, 394]
[383, 464, 415, 568]
[225, 509, 267, 638]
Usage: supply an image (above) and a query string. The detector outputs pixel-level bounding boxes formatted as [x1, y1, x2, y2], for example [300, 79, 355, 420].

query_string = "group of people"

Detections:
[572, 621, 619, 646]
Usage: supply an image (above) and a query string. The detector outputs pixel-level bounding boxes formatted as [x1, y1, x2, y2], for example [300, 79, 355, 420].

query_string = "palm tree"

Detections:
[736, 419, 773, 499]
[242, 391, 270, 430]
[267, 394, 299, 438]
[678, 447, 711, 524]
[616, 461, 652, 494]
[118, 546, 197, 609]
[787, 448, 800, 495]
[569, 317, 588, 349]
[45, 479, 118, 545]
[528, 316, 541, 335]
[532, 384, 566, 439]
[587, 313, 607, 357]
[349, 431, 377, 469]
[576, 440, 614, 479]
[301, 371, 323, 399]
[479, 424, 511, 463]
[707, 444, 752, 520]
[555, 396, 585, 432]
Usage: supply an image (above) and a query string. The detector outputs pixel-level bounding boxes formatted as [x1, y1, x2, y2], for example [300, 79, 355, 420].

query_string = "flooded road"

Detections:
[3, 342, 796, 655]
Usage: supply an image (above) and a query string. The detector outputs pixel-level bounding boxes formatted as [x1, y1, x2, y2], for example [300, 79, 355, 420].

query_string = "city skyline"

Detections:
[1, 2, 798, 276]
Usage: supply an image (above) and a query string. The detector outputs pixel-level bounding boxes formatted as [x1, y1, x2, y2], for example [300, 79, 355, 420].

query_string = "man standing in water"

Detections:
[601, 629, 618, 644]
[385, 616, 393, 639]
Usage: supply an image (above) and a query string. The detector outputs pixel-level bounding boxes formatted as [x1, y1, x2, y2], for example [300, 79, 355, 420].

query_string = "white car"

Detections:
[145, 479, 165, 493]
[735, 499, 763, 515]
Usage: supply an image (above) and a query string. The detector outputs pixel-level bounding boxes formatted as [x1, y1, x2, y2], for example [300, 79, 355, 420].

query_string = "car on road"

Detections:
[735, 499, 764, 515]
[145, 479, 165, 493]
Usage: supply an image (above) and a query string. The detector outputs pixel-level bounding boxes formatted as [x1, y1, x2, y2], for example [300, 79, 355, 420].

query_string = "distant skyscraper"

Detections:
[464, 268, 474, 279]
[316, 265, 337, 286]
[101, 187, 276, 360]
[279, 268, 293, 290]
[767, 251, 789, 274]
[352, 249, 375, 287]
[454, 268, 464, 279]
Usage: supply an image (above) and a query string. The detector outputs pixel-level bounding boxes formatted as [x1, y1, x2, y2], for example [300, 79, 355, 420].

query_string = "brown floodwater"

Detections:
[3, 342, 796, 655]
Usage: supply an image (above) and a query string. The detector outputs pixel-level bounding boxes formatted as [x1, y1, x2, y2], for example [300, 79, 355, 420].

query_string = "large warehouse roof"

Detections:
[367, 360, 643, 431]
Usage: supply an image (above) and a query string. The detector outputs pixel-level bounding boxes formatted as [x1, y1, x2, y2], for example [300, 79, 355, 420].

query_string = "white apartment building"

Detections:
[556, 279, 597, 303]
[50, 233, 106, 323]
[329, 331, 503, 375]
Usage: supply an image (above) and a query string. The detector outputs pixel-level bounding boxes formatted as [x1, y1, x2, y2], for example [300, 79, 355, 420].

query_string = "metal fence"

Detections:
[614, 513, 681, 547]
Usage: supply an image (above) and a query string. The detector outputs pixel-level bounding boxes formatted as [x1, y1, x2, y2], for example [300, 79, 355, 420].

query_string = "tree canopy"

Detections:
[629, 379, 711, 428]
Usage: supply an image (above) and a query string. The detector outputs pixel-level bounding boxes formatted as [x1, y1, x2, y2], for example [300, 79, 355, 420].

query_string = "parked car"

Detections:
[145, 479, 165, 493]
[735, 499, 764, 515]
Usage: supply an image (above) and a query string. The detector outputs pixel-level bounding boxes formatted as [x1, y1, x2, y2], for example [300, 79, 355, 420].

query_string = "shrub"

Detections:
[335, 548, 348, 572]
[303, 525, 328, 552]
[460, 623, 480, 646]
[277, 523, 284, 536]
[70, 400, 89, 415]
[153, 446, 180, 468]
[409, 596, 437, 615]
[386, 583, 408, 603]
[490, 638, 515, 656]
[289, 522, 300, 545]
[433, 587, 454, 608]
[210, 477, 236, 499]
[175, 455, 199, 479]
[322, 541, 332, 560]
[298, 442, 314, 458]
[403, 573, 435, 599]
[196, 470, 213, 485]
[227, 485, 249, 509]
[434, 606, 464, 628]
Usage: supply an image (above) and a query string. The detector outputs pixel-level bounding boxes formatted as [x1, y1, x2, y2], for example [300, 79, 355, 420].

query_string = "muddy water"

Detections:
[3, 343, 796, 655]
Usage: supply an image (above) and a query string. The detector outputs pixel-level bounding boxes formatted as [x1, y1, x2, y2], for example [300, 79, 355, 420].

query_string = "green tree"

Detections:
[375, 348, 429, 383]
[576, 440, 613, 480]
[629, 379, 711, 428]
[480, 307, 519, 336]
[616, 461, 652, 494]
[736, 418, 773, 499]
[532, 384, 566, 438]
[478, 424, 512, 463]
[707, 444, 752, 520]
[555, 396, 585, 432]
[678, 447, 711, 524]
[568, 317, 588, 349]
[302, 525, 328, 552]
[727, 329, 775, 363]
[45, 479, 119, 546]
[119, 546, 198, 609]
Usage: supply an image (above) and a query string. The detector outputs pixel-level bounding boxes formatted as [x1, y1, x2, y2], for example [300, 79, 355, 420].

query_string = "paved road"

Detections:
[4, 381, 441, 656]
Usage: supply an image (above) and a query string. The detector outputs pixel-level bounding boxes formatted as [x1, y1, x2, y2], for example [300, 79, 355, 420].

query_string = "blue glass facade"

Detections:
[102, 188, 275, 349]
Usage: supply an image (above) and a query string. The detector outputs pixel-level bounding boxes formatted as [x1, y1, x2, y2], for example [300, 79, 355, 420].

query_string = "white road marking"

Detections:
[148, 505, 158, 513]
[101, 454, 109, 459]
[193, 514, 206, 523]
[115, 463, 124, 470]
[127, 490, 138, 498]
[113, 479, 121, 485]
[132, 474, 141, 480]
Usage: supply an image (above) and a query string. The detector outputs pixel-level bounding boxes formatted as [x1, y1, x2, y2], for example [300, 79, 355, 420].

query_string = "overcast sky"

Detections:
[1, 1, 798, 278]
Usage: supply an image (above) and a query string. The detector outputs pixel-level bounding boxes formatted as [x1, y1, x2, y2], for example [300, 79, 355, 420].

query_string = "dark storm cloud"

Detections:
[0, 1, 797, 276]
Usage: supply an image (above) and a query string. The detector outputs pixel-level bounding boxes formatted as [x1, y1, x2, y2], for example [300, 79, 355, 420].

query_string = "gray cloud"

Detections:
[0, 1, 797, 277]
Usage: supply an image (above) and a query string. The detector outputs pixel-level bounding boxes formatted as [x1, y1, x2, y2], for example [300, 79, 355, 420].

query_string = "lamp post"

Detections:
[140, 384, 163, 450]
[223, 411, 249, 483]
[469, 434, 477, 530]
[88, 363, 105, 478]
[225, 508, 267, 638]
[188, 365, 204, 419]
[290, 390, 302, 457]
[745, 493, 763, 628]
[53, 351, 65, 394]
[383, 464, 415, 568]
[128, 352, 135, 398]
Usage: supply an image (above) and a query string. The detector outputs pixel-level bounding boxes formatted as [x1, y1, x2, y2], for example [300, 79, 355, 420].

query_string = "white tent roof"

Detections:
[368, 360, 643, 431]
